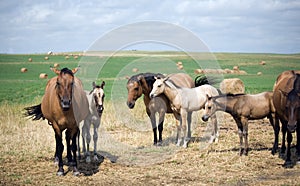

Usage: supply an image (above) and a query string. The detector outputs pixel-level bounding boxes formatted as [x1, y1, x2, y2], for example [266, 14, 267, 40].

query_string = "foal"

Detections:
[202, 92, 278, 156]
[80, 81, 105, 163]
[150, 76, 220, 148]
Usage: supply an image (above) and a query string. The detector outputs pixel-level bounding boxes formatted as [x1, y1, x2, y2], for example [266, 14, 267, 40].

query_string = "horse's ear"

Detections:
[101, 81, 105, 88]
[206, 94, 212, 100]
[163, 77, 169, 82]
[92, 82, 96, 88]
[50, 67, 60, 75]
[137, 75, 143, 81]
[72, 66, 79, 74]
[279, 90, 288, 97]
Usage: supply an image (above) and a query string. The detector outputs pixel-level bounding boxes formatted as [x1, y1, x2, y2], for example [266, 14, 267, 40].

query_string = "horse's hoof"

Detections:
[283, 161, 294, 168]
[86, 156, 91, 163]
[73, 167, 80, 176]
[182, 144, 188, 148]
[157, 141, 162, 146]
[57, 171, 64, 176]
[54, 157, 59, 165]
[93, 155, 99, 162]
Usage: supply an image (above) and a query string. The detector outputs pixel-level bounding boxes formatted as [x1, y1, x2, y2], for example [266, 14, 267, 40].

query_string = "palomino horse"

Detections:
[25, 67, 89, 176]
[150, 76, 220, 148]
[273, 70, 300, 167]
[80, 81, 105, 163]
[202, 92, 278, 156]
[126, 73, 196, 145]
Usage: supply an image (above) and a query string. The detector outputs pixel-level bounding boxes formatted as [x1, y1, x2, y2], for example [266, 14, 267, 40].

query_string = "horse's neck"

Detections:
[215, 96, 238, 114]
[164, 85, 181, 106]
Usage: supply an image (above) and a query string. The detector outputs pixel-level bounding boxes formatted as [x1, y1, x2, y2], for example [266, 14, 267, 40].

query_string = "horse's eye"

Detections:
[56, 81, 60, 86]
[158, 85, 161, 88]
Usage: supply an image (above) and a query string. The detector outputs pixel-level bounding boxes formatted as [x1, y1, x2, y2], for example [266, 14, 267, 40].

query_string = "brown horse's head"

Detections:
[126, 75, 144, 109]
[202, 95, 218, 121]
[90, 81, 105, 116]
[51, 67, 78, 111]
[286, 89, 300, 133]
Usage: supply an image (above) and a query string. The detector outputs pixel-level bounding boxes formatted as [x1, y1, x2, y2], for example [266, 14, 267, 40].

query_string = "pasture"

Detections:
[0, 52, 300, 185]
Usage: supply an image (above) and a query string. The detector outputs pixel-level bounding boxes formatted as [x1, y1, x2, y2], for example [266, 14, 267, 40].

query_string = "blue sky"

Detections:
[1, 0, 299, 54]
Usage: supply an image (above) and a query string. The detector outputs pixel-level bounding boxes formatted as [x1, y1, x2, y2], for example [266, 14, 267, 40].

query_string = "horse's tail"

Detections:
[24, 104, 44, 121]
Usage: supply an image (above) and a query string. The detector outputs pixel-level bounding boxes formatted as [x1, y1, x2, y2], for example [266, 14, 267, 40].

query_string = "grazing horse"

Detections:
[273, 70, 300, 167]
[150, 76, 220, 148]
[202, 92, 277, 156]
[25, 67, 89, 176]
[80, 81, 105, 163]
[126, 73, 196, 145]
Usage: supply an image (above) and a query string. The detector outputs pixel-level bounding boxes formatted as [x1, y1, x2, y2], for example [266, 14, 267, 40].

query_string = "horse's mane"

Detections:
[128, 72, 165, 88]
[195, 75, 220, 87]
[60, 68, 74, 77]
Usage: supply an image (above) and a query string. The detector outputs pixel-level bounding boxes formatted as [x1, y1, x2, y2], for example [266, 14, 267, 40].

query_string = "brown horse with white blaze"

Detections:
[25, 67, 89, 176]
[273, 70, 300, 167]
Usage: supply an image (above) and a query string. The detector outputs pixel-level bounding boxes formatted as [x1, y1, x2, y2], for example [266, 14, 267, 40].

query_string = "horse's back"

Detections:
[168, 73, 194, 88]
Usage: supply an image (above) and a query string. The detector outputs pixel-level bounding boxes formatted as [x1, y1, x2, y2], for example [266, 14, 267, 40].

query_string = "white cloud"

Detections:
[0, 0, 299, 53]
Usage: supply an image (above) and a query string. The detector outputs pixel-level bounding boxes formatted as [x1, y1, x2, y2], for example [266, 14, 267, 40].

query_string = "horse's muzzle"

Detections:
[202, 115, 210, 122]
[287, 121, 297, 133]
[61, 99, 71, 111]
[127, 101, 135, 109]
[97, 105, 104, 116]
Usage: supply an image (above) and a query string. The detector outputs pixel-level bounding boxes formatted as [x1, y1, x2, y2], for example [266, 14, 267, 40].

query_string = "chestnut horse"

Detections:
[127, 73, 200, 145]
[150, 76, 220, 148]
[25, 67, 89, 176]
[202, 92, 277, 156]
[273, 70, 300, 167]
[80, 81, 105, 163]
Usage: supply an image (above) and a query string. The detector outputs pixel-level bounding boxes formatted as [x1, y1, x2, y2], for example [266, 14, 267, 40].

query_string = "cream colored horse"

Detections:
[150, 76, 220, 148]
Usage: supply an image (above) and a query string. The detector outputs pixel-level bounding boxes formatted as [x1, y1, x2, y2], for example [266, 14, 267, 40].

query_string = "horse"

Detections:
[25, 67, 89, 176]
[273, 70, 300, 167]
[149, 76, 220, 148]
[202, 91, 278, 156]
[80, 81, 105, 163]
[126, 72, 197, 146]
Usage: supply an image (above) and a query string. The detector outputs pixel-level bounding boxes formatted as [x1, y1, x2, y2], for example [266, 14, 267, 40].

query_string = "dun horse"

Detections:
[273, 70, 300, 167]
[126, 73, 196, 145]
[80, 81, 105, 163]
[25, 67, 89, 176]
[202, 92, 278, 156]
[150, 76, 220, 148]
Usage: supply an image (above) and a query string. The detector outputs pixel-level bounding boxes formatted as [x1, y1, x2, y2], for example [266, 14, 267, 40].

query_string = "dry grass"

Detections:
[1, 102, 300, 185]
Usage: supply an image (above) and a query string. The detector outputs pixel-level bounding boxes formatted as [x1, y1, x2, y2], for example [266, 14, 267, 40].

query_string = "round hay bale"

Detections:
[65, 56, 70, 60]
[28, 58, 32, 62]
[220, 78, 245, 94]
[44, 56, 49, 60]
[194, 69, 203, 74]
[132, 68, 139, 73]
[233, 66, 239, 71]
[224, 68, 232, 74]
[177, 61, 182, 66]
[238, 70, 247, 75]
[54, 63, 60, 68]
[257, 72, 263, 75]
[74, 55, 78, 59]
[39, 73, 48, 79]
[260, 61, 266, 65]
[177, 64, 184, 70]
[21, 68, 27, 73]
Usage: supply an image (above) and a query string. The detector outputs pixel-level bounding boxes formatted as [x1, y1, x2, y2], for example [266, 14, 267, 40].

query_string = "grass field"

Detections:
[0, 52, 300, 185]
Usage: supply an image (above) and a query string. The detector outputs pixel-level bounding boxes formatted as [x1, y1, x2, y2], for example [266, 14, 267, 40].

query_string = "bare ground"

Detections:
[1, 104, 300, 186]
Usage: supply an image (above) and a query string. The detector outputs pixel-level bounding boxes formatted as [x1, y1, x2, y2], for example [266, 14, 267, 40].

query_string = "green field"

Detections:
[0, 52, 299, 104]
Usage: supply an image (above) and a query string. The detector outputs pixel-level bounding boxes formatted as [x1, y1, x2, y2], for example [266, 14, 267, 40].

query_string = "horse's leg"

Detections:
[235, 118, 244, 156]
[297, 126, 300, 164]
[93, 119, 100, 161]
[157, 111, 165, 146]
[183, 111, 192, 148]
[241, 117, 249, 156]
[77, 128, 81, 159]
[181, 110, 188, 148]
[65, 130, 72, 164]
[85, 121, 92, 163]
[270, 113, 279, 155]
[81, 120, 87, 155]
[209, 113, 219, 143]
[55, 132, 64, 176]
[284, 131, 293, 167]
[280, 119, 287, 156]
[71, 128, 80, 176]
